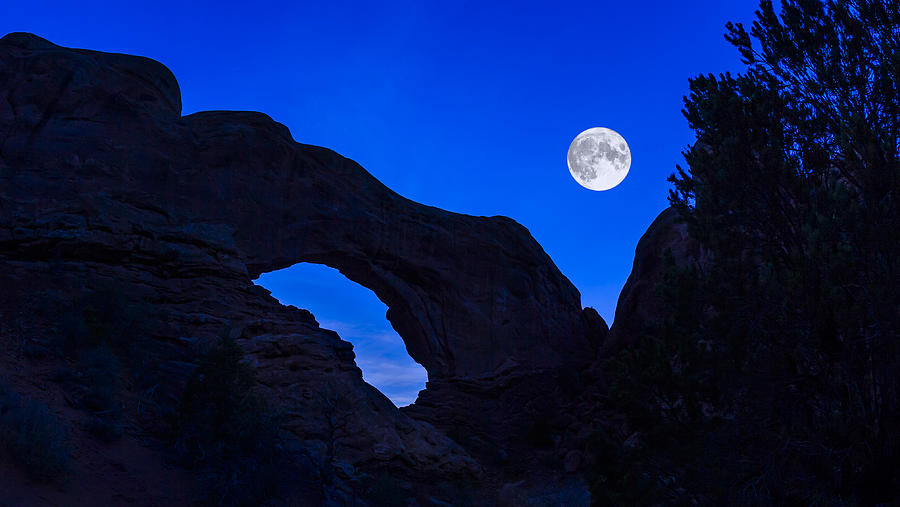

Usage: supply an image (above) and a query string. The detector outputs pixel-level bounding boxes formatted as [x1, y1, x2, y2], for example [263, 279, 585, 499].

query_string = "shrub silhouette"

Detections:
[44, 283, 155, 441]
[173, 328, 288, 505]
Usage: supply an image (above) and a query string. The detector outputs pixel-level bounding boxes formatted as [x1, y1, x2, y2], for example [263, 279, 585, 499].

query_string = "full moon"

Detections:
[567, 127, 631, 191]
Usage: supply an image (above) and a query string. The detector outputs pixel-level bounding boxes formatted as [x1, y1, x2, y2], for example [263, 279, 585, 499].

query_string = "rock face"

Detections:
[0, 32, 604, 498]
[190, 112, 595, 380]
[604, 207, 701, 354]
[0, 32, 594, 380]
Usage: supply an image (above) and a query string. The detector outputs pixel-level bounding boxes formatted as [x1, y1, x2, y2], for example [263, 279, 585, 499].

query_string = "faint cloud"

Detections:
[317, 318, 426, 407]
[253, 262, 427, 408]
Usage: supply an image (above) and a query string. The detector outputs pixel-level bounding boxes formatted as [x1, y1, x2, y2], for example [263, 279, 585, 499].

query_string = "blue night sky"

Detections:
[4, 0, 759, 406]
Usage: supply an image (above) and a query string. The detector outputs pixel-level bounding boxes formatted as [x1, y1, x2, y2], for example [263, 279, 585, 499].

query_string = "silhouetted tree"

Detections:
[598, 0, 899, 503]
[174, 327, 287, 506]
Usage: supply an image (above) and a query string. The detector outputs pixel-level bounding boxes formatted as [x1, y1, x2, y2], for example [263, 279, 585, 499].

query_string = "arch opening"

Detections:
[254, 262, 427, 407]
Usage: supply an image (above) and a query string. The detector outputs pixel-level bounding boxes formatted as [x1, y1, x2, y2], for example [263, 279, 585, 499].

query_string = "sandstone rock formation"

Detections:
[0, 32, 607, 501]
[604, 207, 701, 354]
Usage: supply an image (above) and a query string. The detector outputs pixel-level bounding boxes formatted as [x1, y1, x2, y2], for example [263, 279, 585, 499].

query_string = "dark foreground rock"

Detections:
[0, 33, 610, 504]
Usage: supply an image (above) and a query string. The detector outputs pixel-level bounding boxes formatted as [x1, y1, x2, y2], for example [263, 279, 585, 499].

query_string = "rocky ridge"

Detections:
[0, 32, 639, 503]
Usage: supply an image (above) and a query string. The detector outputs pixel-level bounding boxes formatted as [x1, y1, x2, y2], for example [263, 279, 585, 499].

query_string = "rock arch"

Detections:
[0, 33, 607, 474]
[0, 31, 598, 385]
[183, 109, 597, 381]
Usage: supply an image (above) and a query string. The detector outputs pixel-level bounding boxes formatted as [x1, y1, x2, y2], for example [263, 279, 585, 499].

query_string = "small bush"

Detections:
[173, 328, 290, 506]
[0, 382, 70, 479]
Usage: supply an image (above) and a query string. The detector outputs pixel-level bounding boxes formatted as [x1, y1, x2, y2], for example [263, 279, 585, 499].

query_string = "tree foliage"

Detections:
[173, 327, 289, 506]
[601, 0, 900, 503]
